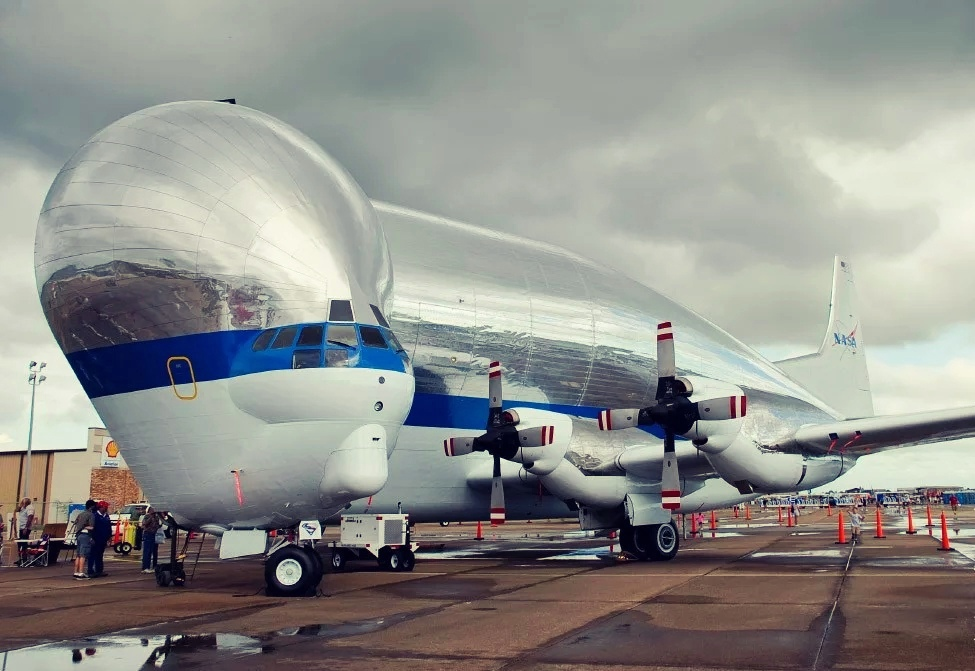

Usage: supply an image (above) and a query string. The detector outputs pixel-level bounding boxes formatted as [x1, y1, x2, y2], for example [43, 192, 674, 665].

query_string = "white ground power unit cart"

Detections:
[328, 514, 418, 572]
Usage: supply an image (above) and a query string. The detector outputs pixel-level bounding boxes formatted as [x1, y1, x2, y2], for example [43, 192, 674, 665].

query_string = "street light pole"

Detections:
[23, 361, 46, 501]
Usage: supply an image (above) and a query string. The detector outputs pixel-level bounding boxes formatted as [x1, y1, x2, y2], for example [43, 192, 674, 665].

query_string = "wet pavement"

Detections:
[1, 507, 973, 670]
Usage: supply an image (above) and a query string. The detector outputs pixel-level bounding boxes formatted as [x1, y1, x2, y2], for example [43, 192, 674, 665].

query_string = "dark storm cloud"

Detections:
[1, 0, 974, 354]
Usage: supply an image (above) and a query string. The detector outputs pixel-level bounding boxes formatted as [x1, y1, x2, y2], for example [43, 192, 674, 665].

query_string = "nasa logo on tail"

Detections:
[832, 323, 858, 350]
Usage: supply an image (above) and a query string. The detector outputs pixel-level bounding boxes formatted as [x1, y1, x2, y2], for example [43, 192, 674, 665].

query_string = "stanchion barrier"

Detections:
[778, 507, 783, 524]
[925, 504, 934, 527]
[690, 513, 698, 535]
[906, 506, 917, 534]
[475, 520, 483, 541]
[835, 511, 848, 544]
[874, 508, 886, 539]
[937, 512, 951, 552]
[709, 510, 717, 531]
[827, 504, 832, 517]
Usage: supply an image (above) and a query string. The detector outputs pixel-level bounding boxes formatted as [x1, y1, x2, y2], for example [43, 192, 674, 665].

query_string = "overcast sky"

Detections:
[1, 1, 974, 491]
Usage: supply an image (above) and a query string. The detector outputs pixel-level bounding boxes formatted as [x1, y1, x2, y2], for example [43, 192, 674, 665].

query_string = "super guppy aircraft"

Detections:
[34, 101, 975, 595]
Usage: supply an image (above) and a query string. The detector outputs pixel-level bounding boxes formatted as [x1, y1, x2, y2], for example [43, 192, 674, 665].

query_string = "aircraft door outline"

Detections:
[167, 356, 198, 400]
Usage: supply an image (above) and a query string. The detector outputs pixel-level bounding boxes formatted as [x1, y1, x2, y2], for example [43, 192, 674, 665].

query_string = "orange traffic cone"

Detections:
[874, 508, 886, 539]
[778, 506, 783, 524]
[787, 508, 795, 528]
[690, 512, 698, 535]
[827, 503, 833, 517]
[925, 504, 934, 527]
[475, 520, 484, 541]
[734, 506, 739, 519]
[835, 511, 848, 544]
[937, 512, 952, 552]
[906, 507, 917, 534]
[745, 504, 751, 521]
[709, 510, 717, 531]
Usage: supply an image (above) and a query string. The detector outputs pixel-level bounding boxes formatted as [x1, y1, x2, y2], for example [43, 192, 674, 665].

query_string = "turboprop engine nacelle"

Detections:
[676, 376, 746, 454]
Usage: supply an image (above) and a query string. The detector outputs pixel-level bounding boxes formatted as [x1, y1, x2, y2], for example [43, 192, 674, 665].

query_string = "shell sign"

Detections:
[101, 437, 121, 467]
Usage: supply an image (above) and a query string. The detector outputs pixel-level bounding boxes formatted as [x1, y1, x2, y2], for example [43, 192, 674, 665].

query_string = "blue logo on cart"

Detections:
[301, 522, 318, 535]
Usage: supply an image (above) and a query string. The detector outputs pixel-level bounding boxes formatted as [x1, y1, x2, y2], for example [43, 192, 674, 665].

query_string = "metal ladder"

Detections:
[177, 531, 209, 581]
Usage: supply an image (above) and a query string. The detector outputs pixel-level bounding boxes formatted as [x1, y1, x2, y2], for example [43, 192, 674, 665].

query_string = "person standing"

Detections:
[140, 507, 161, 573]
[89, 501, 112, 577]
[850, 509, 863, 543]
[71, 500, 96, 579]
[16, 498, 35, 564]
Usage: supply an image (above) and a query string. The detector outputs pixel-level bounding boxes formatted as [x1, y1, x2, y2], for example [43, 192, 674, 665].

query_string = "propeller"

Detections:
[443, 361, 556, 525]
[597, 322, 746, 512]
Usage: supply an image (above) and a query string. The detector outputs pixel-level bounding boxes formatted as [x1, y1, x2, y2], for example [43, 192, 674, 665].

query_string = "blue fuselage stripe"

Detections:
[67, 327, 407, 399]
[69, 329, 665, 438]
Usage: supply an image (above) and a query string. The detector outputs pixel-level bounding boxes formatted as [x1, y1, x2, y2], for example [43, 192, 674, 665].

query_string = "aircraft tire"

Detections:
[265, 545, 317, 597]
[618, 525, 638, 557]
[304, 545, 324, 577]
[643, 522, 680, 561]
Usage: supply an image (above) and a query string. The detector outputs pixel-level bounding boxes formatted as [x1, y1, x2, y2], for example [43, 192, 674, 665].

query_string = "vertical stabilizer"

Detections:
[775, 257, 874, 419]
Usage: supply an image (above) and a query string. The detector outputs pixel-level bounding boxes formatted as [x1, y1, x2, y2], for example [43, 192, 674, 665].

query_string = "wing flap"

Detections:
[786, 405, 975, 456]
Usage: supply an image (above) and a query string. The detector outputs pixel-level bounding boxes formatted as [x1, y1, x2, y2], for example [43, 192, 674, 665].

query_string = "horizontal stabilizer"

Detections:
[782, 405, 975, 456]
[775, 256, 873, 419]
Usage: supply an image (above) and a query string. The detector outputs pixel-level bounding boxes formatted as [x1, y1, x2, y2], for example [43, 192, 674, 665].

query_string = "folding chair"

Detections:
[20, 534, 50, 568]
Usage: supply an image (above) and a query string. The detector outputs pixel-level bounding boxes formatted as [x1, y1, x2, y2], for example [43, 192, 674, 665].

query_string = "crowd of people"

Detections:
[69, 500, 166, 579]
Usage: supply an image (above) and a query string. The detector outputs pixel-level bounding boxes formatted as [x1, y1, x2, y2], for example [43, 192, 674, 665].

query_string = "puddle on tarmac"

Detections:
[0, 634, 265, 670]
[0, 613, 425, 670]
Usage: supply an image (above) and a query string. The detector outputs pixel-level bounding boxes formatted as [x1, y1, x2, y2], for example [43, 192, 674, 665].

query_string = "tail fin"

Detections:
[775, 256, 874, 419]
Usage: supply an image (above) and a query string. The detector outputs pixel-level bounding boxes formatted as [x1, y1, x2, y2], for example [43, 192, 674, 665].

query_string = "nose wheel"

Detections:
[265, 545, 324, 596]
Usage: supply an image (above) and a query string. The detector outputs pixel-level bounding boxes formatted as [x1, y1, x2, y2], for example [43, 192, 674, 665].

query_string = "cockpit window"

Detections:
[328, 300, 354, 322]
[297, 325, 324, 347]
[252, 329, 275, 351]
[326, 324, 358, 348]
[370, 304, 390, 328]
[293, 349, 322, 369]
[326, 349, 349, 367]
[386, 330, 406, 353]
[359, 325, 387, 349]
[270, 326, 298, 349]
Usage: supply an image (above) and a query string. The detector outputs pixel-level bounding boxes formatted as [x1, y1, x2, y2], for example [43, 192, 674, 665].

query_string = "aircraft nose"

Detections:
[35, 100, 393, 356]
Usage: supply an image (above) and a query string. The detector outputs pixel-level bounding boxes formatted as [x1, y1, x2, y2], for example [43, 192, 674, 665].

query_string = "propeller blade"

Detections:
[661, 430, 681, 511]
[490, 454, 505, 525]
[597, 408, 641, 430]
[515, 425, 556, 447]
[488, 361, 503, 427]
[444, 436, 476, 457]
[695, 395, 747, 421]
[657, 321, 676, 378]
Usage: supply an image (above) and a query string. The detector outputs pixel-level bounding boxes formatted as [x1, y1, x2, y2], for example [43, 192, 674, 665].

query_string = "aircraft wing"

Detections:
[783, 405, 975, 456]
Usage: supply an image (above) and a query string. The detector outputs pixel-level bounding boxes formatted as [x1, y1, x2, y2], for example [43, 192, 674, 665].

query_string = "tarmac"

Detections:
[1, 505, 973, 670]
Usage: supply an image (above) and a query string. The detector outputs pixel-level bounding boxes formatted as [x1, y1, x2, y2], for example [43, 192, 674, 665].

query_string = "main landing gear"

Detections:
[618, 520, 679, 561]
[265, 543, 324, 597]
